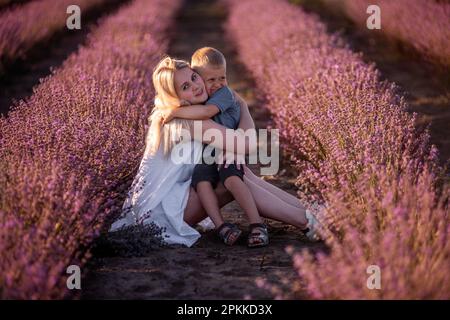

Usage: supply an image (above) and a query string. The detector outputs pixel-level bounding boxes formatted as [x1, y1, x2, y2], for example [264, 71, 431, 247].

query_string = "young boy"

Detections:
[164, 47, 268, 247]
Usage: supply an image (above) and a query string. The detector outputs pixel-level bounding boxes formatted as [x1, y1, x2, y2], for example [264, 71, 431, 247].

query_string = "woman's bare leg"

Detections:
[223, 176, 262, 224]
[243, 175, 308, 228]
[185, 168, 309, 228]
[184, 183, 234, 226]
[244, 166, 304, 209]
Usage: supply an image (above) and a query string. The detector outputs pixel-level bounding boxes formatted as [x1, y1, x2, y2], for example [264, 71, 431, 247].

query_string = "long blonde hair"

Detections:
[148, 56, 193, 156]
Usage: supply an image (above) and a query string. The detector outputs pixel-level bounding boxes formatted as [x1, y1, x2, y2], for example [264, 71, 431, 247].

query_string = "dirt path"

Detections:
[81, 0, 324, 300]
[0, 0, 129, 116]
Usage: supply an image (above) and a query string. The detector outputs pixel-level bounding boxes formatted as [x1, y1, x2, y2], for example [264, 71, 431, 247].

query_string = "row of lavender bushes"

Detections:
[0, 0, 9, 5]
[0, 0, 181, 299]
[0, 0, 116, 73]
[0, 0, 32, 9]
[0, 0, 16, 8]
[226, 0, 449, 299]
[324, 0, 450, 67]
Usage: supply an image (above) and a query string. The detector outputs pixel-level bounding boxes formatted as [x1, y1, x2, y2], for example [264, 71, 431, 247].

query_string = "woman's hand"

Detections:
[217, 151, 246, 170]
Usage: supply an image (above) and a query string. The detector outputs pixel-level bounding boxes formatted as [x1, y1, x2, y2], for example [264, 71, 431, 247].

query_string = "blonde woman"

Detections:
[109, 56, 318, 247]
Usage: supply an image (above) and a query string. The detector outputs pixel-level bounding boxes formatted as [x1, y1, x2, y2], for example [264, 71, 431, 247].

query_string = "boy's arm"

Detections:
[161, 104, 220, 123]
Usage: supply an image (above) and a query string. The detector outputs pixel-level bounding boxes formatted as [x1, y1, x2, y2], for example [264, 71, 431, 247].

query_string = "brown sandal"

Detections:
[247, 223, 269, 248]
[217, 222, 242, 246]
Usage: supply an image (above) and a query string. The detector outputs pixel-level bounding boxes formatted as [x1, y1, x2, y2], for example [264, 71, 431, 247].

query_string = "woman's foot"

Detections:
[247, 223, 269, 248]
[300, 210, 322, 241]
[217, 222, 242, 246]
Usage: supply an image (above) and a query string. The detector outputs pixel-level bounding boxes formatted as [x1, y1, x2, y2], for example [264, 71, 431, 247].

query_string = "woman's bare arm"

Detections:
[189, 119, 257, 155]
[233, 91, 255, 131]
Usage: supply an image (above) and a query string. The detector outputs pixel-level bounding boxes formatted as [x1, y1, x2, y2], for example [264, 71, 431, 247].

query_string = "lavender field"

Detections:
[0, 0, 449, 300]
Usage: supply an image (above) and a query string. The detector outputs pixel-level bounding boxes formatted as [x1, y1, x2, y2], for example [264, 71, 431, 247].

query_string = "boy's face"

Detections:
[196, 65, 228, 96]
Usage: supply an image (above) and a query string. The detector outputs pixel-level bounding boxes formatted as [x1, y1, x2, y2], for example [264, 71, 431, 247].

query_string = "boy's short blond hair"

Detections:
[191, 47, 226, 69]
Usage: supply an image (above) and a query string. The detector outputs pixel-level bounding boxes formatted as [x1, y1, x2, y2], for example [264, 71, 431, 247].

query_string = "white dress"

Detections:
[109, 132, 205, 247]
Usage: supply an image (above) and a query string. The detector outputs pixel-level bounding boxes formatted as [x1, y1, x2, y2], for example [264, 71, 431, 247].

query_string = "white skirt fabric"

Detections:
[109, 138, 204, 247]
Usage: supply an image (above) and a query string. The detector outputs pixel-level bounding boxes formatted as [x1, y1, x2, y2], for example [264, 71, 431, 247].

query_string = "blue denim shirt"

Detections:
[206, 86, 240, 129]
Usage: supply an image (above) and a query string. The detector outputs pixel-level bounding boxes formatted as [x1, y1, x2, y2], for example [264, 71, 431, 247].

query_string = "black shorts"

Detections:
[191, 163, 245, 191]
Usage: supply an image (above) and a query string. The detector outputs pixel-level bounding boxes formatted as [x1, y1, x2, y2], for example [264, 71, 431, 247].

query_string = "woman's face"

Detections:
[174, 67, 208, 105]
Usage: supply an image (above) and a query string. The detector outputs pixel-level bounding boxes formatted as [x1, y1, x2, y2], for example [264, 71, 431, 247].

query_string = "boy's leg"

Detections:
[197, 181, 224, 228]
[193, 169, 242, 245]
[191, 163, 223, 228]
[184, 183, 234, 226]
[219, 165, 262, 225]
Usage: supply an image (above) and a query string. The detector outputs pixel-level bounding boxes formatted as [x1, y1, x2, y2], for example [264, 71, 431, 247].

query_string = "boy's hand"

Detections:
[179, 99, 191, 106]
[159, 99, 191, 123]
[160, 108, 175, 124]
[153, 110, 164, 124]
